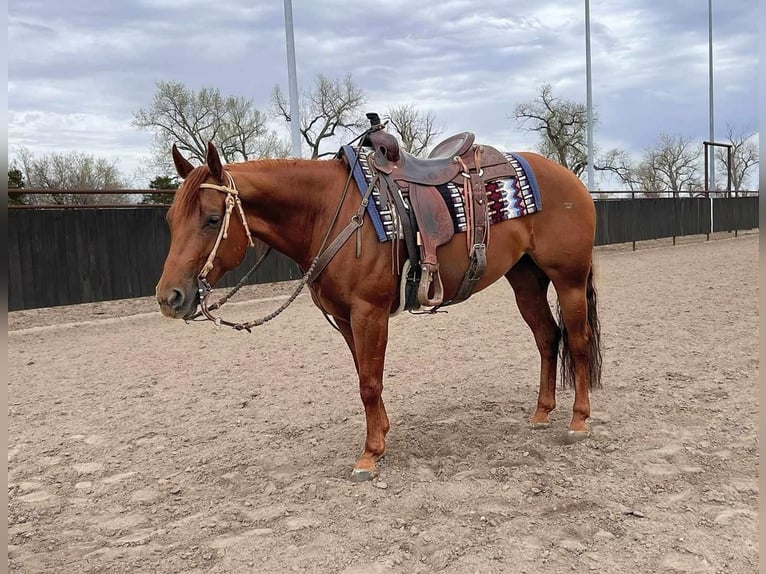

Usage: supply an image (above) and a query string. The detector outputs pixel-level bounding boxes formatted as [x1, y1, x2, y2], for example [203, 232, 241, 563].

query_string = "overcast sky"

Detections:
[8, 0, 759, 188]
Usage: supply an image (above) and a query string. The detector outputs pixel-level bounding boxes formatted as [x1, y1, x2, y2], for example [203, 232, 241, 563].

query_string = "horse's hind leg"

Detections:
[550, 269, 597, 443]
[506, 256, 560, 427]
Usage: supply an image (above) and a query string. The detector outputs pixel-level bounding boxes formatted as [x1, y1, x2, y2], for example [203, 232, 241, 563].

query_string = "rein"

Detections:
[187, 245, 272, 322]
[190, 138, 374, 333]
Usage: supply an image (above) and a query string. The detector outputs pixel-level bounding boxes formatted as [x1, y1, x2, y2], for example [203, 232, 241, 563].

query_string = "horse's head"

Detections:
[155, 142, 249, 319]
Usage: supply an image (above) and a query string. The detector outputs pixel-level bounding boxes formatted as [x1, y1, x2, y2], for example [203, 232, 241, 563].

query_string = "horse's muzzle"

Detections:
[157, 285, 197, 319]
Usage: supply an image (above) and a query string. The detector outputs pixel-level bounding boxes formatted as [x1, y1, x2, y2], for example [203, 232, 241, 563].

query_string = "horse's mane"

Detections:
[232, 158, 291, 170]
[231, 157, 336, 173]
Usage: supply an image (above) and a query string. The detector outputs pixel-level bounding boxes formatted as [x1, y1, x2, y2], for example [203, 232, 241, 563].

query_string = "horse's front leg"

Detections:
[342, 304, 391, 482]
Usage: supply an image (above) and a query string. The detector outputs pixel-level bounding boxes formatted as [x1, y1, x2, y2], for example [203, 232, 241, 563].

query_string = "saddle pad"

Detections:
[488, 152, 542, 225]
[341, 146, 542, 243]
[340, 145, 390, 242]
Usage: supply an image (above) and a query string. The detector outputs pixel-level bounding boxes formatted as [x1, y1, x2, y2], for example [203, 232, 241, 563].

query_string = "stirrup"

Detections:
[417, 263, 444, 307]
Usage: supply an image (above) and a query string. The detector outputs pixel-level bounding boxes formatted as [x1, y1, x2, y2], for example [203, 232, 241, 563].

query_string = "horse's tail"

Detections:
[558, 265, 603, 389]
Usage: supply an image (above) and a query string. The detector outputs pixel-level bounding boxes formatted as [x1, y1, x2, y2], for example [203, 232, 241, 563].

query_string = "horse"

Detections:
[156, 139, 602, 482]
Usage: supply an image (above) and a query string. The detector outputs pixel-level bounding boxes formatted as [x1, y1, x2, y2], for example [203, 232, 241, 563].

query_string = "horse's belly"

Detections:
[435, 218, 531, 299]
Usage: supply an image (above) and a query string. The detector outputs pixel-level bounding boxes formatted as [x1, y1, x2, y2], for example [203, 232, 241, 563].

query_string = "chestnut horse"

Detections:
[156, 141, 602, 481]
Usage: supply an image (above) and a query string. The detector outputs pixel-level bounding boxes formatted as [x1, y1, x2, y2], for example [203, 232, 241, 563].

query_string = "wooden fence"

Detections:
[7, 192, 759, 311]
[592, 195, 758, 245]
[8, 206, 303, 311]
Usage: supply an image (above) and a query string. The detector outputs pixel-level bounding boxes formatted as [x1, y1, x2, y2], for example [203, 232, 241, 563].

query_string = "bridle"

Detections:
[189, 146, 376, 332]
[197, 171, 255, 280]
[191, 170, 314, 332]
[192, 171, 261, 330]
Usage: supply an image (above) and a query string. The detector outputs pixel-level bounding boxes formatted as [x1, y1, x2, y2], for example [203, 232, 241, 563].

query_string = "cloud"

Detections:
[8, 0, 759, 188]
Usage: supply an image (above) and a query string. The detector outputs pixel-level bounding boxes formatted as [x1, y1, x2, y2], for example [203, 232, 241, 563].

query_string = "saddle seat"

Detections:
[368, 131, 475, 186]
[428, 131, 476, 159]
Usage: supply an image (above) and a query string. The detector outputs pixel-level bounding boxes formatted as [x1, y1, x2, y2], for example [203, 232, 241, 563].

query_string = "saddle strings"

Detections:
[457, 156, 473, 254]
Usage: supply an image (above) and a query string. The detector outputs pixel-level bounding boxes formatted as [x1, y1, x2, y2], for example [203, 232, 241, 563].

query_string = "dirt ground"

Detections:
[8, 232, 759, 574]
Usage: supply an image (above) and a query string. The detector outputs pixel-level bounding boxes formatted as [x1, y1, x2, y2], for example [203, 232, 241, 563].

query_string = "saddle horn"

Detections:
[364, 111, 399, 162]
[366, 112, 382, 128]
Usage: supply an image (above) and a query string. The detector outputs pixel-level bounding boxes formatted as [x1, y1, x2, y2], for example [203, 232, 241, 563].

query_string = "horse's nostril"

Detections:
[168, 288, 185, 311]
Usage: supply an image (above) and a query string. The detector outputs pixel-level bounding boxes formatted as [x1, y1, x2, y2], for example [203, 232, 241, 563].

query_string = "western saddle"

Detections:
[362, 113, 515, 309]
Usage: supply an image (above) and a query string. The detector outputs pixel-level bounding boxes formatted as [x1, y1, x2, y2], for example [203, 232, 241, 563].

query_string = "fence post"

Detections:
[631, 192, 636, 251]
[672, 191, 677, 246]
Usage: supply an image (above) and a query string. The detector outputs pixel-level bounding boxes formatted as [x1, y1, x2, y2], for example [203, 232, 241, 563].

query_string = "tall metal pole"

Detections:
[707, 0, 715, 234]
[585, 0, 595, 191]
[708, 0, 715, 190]
[283, 0, 302, 158]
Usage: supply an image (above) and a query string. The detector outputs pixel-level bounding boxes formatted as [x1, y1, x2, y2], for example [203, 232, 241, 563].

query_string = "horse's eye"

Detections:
[205, 215, 222, 228]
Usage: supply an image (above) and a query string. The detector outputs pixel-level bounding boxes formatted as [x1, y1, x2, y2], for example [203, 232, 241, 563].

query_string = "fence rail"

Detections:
[9, 188, 760, 206]
[7, 191, 759, 311]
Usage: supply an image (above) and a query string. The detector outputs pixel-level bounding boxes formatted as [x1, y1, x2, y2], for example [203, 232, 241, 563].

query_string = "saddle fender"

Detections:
[409, 184, 455, 307]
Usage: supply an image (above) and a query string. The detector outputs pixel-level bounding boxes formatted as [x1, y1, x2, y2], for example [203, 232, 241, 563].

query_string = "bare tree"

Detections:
[590, 148, 639, 190]
[513, 83, 631, 189]
[592, 148, 667, 195]
[715, 125, 759, 191]
[14, 147, 128, 205]
[640, 134, 702, 193]
[609, 134, 702, 195]
[513, 84, 591, 177]
[384, 104, 443, 157]
[272, 74, 366, 159]
[626, 155, 675, 195]
[133, 81, 289, 172]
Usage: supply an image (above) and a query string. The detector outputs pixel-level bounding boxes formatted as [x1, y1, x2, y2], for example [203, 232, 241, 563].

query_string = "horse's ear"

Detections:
[172, 144, 194, 179]
[206, 141, 224, 182]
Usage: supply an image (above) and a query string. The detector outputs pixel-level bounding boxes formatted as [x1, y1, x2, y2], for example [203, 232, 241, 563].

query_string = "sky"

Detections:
[8, 0, 759, 189]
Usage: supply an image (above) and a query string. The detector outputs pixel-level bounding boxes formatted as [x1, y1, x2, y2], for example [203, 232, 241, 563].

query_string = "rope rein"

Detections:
[187, 245, 272, 321]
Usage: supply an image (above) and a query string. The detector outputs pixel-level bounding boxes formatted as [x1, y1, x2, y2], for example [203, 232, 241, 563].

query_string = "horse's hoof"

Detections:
[530, 421, 551, 430]
[564, 429, 589, 445]
[350, 468, 376, 483]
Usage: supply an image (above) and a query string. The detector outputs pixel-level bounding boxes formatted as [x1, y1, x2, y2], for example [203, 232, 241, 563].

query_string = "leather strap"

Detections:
[468, 146, 488, 255]
[306, 176, 378, 286]
[448, 146, 489, 306]
[451, 244, 487, 304]
[307, 218, 361, 285]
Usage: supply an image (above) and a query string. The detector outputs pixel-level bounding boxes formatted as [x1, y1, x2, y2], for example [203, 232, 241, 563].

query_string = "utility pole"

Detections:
[283, 0, 302, 158]
[585, 0, 595, 191]
[708, 0, 715, 190]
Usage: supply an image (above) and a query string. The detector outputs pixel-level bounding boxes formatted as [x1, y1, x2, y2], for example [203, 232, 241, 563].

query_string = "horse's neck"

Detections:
[235, 160, 341, 270]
